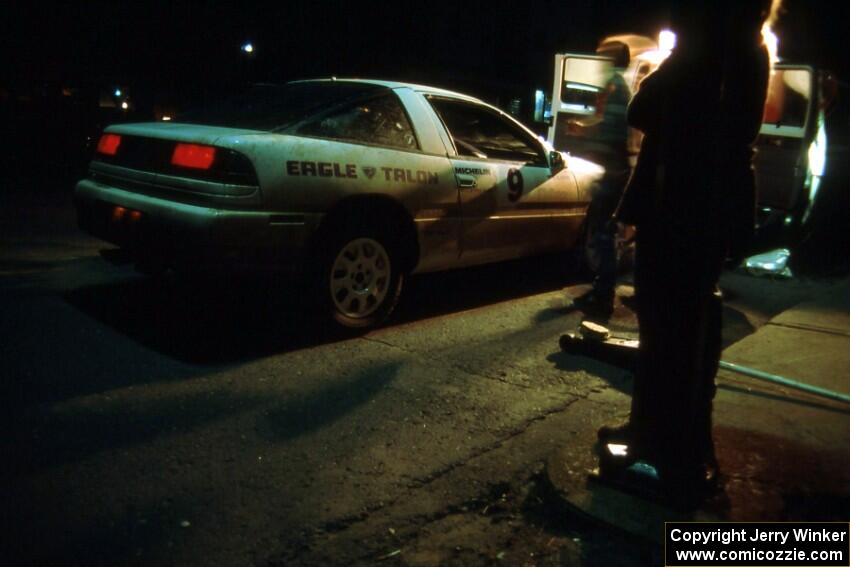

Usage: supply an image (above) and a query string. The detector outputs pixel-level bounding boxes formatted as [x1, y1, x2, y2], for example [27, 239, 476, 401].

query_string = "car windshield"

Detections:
[176, 82, 386, 130]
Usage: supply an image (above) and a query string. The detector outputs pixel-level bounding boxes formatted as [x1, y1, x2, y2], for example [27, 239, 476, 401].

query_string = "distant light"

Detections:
[241, 42, 254, 53]
[659, 30, 676, 52]
[121, 101, 129, 110]
[114, 88, 122, 97]
[162, 115, 172, 121]
[762, 23, 778, 66]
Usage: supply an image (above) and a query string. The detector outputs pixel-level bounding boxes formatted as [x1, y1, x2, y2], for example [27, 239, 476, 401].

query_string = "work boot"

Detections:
[571, 289, 615, 319]
[597, 438, 719, 509]
[596, 421, 653, 471]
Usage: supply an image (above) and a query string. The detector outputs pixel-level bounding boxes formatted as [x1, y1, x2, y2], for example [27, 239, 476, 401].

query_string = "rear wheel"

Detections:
[314, 225, 404, 330]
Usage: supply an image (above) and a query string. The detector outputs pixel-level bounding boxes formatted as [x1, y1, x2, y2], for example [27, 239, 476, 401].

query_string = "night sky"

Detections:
[3, 1, 848, 109]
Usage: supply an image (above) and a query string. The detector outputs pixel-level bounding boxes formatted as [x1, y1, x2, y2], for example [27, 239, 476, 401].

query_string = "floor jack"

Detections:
[560, 321, 850, 405]
[559, 321, 638, 372]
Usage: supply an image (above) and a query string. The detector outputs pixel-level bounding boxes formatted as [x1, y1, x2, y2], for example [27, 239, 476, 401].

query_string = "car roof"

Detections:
[290, 78, 484, 104]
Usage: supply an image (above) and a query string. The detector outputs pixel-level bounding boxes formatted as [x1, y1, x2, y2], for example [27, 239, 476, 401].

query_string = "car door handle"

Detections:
[457, 174, 477, 189]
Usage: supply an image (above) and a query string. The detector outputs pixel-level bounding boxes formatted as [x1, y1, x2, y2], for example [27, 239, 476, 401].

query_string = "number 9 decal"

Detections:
[507, 168, 524, 202]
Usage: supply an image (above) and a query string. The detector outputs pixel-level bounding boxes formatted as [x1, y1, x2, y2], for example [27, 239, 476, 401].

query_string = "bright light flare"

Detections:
[114, 88, 122, 97]
[241, 42, 254, 53]
[121, 101, 129, 110]
[658, 29, 676, 52]
[762, 23, 778, 66]
[607, 443, 629, 457]
[162, 115, 172, 121]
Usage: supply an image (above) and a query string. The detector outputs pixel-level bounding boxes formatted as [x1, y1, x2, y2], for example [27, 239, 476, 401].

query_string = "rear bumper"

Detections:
[74, 178, 322, 271]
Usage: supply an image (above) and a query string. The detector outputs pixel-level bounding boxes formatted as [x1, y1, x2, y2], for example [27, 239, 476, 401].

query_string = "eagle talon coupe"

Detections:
[75, 79, 600, 329]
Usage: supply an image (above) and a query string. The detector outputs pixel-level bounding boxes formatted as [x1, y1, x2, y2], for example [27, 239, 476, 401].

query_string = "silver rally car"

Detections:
[75, 79, 601, 328]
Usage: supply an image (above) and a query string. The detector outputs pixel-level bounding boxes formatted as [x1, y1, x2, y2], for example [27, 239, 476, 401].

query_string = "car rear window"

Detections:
[294, 92, 418, 150]
[176, 82, 386, 130]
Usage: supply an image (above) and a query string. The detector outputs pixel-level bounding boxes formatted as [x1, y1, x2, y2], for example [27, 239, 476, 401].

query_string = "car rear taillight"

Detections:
[171, 143, 216, 169]
[96, 133, 122, 155]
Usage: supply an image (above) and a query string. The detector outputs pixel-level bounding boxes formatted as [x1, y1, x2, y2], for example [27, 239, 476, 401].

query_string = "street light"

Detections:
[241, 42, 254, 54]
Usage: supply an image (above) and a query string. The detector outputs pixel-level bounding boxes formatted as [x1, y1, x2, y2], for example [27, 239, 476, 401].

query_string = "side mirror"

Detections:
[549, 150, 566, 174]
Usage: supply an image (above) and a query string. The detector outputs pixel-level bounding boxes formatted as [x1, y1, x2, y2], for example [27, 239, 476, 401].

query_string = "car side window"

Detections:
[296, 92, 419, 150]
[428, 97, 546, 164]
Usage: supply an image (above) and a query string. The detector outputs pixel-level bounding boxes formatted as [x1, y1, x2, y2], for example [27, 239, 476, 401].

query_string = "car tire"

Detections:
[313, 222, 404, 331]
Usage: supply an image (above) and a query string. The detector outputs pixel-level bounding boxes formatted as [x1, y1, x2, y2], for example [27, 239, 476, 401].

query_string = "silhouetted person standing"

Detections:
[598, 0, 775, 505]
[573, 44, 632, 319]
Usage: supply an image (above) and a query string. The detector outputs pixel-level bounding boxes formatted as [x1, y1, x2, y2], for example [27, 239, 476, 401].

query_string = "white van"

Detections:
[548, 34, 833, 250]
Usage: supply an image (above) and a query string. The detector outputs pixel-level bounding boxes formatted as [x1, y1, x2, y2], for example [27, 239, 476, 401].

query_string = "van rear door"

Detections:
[548, 53, 614, 157]
[754, 65, 820, 227]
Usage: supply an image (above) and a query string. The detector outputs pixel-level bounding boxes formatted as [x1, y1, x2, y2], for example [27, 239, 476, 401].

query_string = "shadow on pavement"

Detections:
[258, 362, 400, 441]
[4, 389, 268, 475]
[64, 272, 326, 365]
[396, 253, 583, 324]
[63, 253, 584, 366]
[2, 491, 194, 567]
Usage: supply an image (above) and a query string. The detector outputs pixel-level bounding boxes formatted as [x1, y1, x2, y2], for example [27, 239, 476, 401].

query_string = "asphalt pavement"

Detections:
[2, 186, 847, 566]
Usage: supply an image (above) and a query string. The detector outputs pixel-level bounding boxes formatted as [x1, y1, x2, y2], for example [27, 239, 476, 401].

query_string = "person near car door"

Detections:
[571, 44, 632, 319]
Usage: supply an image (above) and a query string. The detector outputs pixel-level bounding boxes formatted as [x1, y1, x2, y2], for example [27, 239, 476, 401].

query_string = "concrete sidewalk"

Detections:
[712, 278, 850, 520]
[546, 277, 850, 542]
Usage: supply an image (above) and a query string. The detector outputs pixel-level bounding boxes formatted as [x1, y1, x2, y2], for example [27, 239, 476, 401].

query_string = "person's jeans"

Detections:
[631, 224, 725, 465]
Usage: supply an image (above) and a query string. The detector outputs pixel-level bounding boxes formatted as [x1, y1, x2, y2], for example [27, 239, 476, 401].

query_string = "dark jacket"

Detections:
[616, 41, 769, 258]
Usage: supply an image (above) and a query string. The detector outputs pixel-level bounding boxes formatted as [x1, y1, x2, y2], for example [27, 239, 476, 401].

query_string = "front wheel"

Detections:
[315, 231, 404, 331]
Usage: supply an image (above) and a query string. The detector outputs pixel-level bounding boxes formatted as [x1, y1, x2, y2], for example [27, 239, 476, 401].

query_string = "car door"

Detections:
[754, 65, 820, 224]
[548, 53, 614, 156]
[279, 88, 462, 274]
[426, 95, 582, 265]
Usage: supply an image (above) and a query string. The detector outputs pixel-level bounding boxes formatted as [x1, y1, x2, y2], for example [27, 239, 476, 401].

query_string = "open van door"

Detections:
[754, 64, 827, 246]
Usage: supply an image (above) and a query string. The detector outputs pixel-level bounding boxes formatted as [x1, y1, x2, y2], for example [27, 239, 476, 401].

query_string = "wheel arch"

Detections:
[309, 194, 420, 274]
